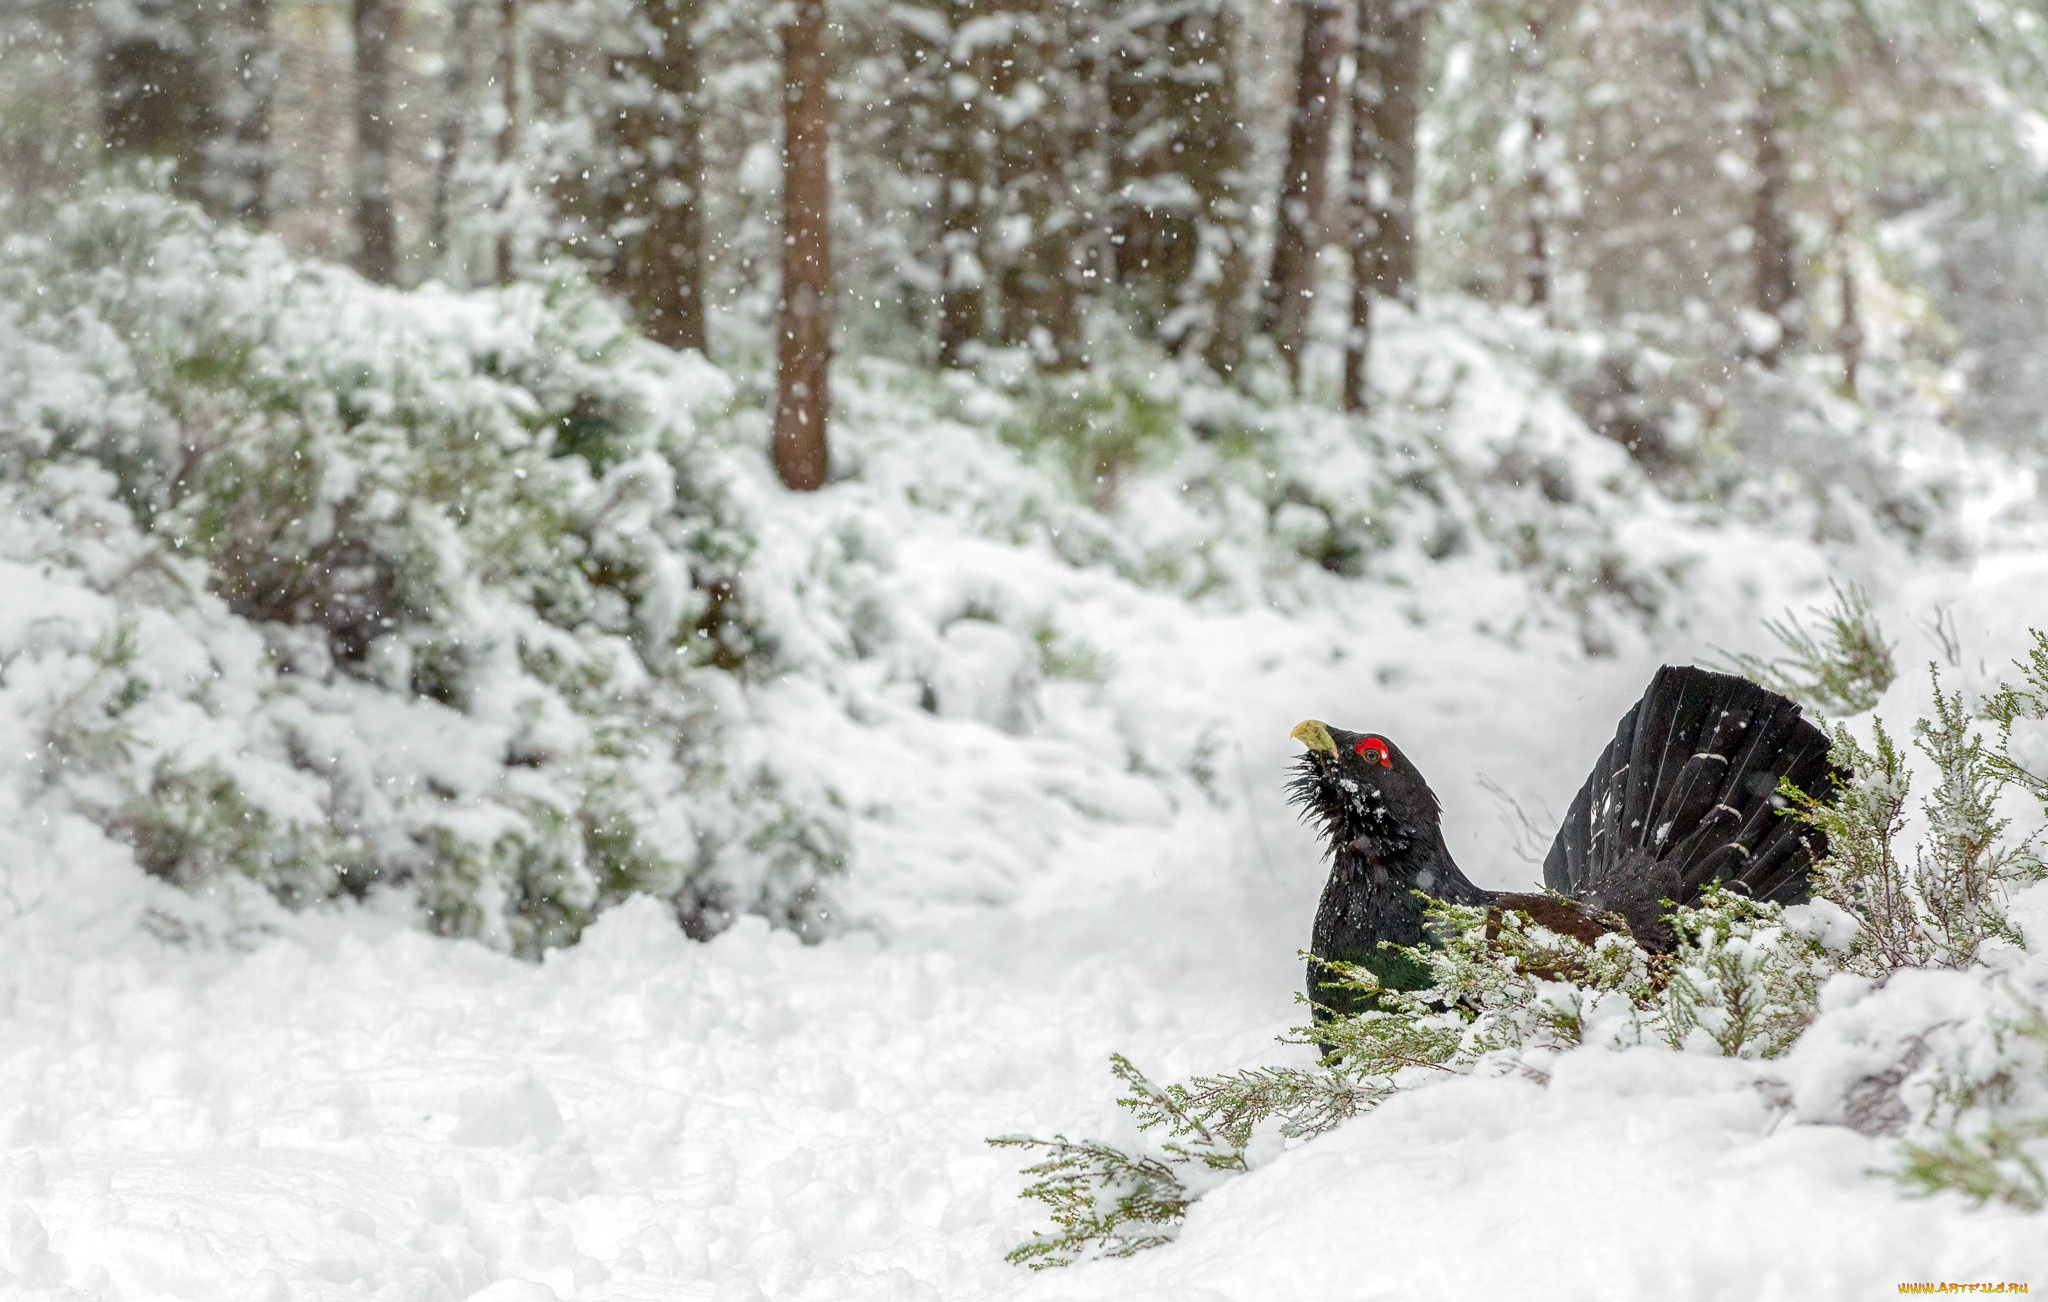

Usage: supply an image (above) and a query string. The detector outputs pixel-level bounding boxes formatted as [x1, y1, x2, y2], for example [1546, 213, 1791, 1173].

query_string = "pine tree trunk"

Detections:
[1523, 110, 1551, 308]
[1364, 0, 1422, 303]
[429, 0, 479, 271]
[494, 0, 520, 285]
[936, 0, 987, 369]
[991, 0, 1089, 368]
[352, 0, 402, 284]
[1103, 18, 1170, 290]
[1185, 0, 1251, 378]
[774, 0, 832, 492]
[1261, 0, 1343, 388]
[1202, 194, 1253, 379]
[1103, 2, 1243, 347]
[1343, 19, 1376, 417]
[1518, 10, 1551, 309]
[1834, 208, 1860, 398]
[992, 0, 1081, 367]
[1749, 98, 1799, 364]
[1342, 274, 1373, 413]
[618, 0, 706, 353]
[1101, 0, 1251, 370]
[216, 0, 274, 225]
[98, 0, 215, 203]
[1343, 0, 1423, 412]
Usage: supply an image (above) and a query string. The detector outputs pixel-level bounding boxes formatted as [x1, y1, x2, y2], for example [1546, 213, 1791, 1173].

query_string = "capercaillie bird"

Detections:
[1289, 665, 1839, 1023]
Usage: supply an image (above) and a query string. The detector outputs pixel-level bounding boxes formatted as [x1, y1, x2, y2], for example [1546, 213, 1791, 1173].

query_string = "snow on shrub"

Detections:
[0, 185, 843, 954]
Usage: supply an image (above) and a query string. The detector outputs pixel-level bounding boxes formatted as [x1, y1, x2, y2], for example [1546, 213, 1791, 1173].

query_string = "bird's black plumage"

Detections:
[1290, 666, 1837, 1021]
[1541, 666, 1837, 948]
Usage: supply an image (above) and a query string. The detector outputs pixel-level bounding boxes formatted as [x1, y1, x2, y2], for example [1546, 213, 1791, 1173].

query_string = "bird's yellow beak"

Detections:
[1291, 719, 1338, 755]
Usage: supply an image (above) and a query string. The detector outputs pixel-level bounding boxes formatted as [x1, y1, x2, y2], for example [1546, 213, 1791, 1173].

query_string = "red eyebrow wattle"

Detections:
[1354, 737, 1392, 768]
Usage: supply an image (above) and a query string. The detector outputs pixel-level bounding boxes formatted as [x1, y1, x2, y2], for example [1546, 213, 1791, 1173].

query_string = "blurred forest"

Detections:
[8, 0, 2048, 471]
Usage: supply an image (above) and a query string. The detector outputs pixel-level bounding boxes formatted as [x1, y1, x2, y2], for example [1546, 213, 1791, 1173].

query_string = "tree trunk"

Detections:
[1182, 0, 1251, 378]
[216, 0, 274, 225]
[1343, 0, 1423, 412]
[936, 0, 987, 369]
[1518, 9, 1551, 309]
[1101, 2, 1241, 348]
[352, 0, 402, 284]
[1834, 208, 1860, 398]
[1750, 98, 1799, 364]
[98, 0, 215, 203]
[1522, 109, 1551, 308]
[1202, 195, 1254, 379]
[617, 0, 707, 353]
[774, 0, 832, 492]
[98, 0, 273, 223]
[1261, 0, 1344, 389]
[1364, 0, 1422, 303]
[429, 0, 479, 272]
[494, 0, 520, 285]
[1342, 0, 1379, 414]
[1341, 267, 1374, 415]
[992, 0, 1081, 367]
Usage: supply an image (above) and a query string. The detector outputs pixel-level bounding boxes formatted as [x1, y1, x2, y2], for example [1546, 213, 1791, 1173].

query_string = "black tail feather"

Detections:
[1541, 665, 1838, 948]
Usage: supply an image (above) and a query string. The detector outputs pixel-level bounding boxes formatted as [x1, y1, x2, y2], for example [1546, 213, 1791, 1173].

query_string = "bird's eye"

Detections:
[1354, 737, 1393, 768]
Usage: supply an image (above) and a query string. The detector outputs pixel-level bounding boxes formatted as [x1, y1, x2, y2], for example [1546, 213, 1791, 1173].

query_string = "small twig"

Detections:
[1380, 1055, 1459, 1073]
[1913, 603, 1962, 670]
[1477, 773, 1552, 866]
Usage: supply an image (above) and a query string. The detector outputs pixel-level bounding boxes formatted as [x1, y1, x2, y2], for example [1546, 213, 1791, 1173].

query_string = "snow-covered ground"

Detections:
[8, 533, 2048, 1299]
[3, 202, 2047, 1297]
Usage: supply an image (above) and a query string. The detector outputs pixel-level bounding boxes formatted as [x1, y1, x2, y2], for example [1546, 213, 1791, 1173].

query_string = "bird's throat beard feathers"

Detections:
[1288, 752, 1419, 870]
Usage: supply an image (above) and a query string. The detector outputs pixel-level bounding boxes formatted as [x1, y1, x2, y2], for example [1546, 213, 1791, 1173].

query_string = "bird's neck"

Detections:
[1335, 823, 1490, 908]
[1311, 824, 1492, 1012]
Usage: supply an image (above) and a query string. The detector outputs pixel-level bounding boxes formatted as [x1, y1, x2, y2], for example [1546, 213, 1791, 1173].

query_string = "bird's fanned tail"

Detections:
[1540, 665, 1838, 949]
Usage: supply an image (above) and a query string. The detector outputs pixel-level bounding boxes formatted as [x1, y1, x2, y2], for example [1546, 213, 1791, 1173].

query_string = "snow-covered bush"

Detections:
[1895, 996, 2048, 1211]
[1787, 669, 2044, 975]
[1002, 371, 1183, 512]
[0, 185, 846, 954]
[1537, 300, 1968, 559]
[917, 314, 1729, 656]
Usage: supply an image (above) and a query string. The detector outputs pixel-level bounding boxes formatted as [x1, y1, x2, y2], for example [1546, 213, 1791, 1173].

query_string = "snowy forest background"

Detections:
[1, 0, 2048, 1296]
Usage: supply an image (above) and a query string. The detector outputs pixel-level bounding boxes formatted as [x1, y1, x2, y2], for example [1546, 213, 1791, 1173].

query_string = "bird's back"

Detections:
[1541, 665, 1837, 948]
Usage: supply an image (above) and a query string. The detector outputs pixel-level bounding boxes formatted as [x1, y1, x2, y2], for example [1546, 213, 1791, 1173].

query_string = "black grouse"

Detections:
[1289, 665, 1839, 1020]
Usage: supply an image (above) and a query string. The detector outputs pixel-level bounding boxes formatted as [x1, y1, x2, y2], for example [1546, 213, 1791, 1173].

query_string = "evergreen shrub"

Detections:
[0, 184, 845, 955]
